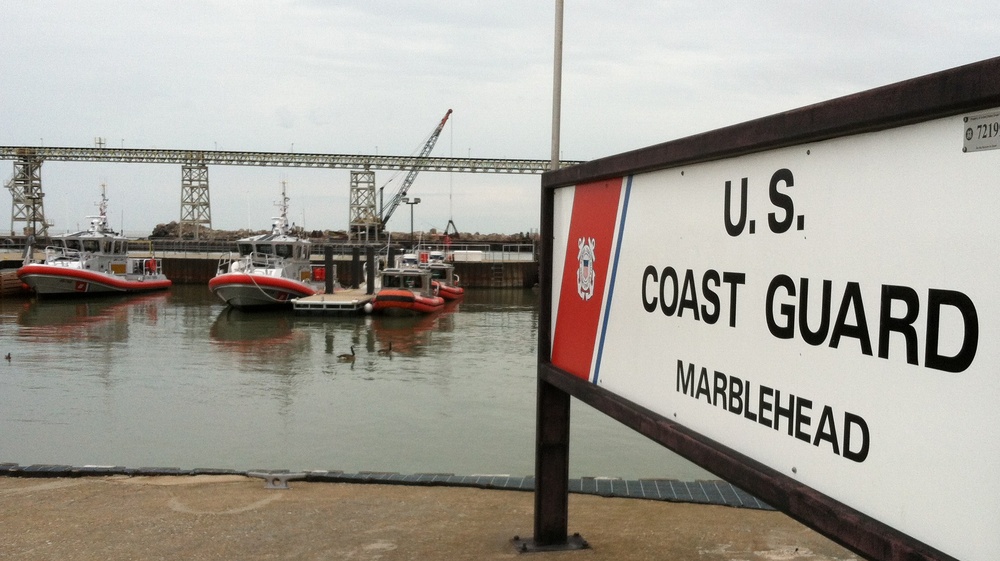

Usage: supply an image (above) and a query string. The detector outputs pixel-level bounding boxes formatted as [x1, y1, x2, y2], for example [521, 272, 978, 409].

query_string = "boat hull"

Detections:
[17, 264, 172, 295]
[371, 288, 445, 315]
[209, 273, 317, 308]
[434, 282, 465, 301]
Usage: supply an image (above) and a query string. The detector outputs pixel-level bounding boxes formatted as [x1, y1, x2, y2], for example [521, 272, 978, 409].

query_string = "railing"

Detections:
[413, 242, 536, 263]
[143, 239, 236, 255]
[131, 257, 164, 276]
[500, 243, 537, 262]
[42, 246, 81, 261]
[1, 237, 539, 263]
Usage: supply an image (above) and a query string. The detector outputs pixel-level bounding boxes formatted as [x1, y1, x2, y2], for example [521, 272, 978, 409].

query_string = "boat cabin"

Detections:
[399, 253, 420, 267]
[380, 268, 434, 295]
[54, 236, 128, 256]
[426, 262, 456, 283]
[400, 250, 449, 268]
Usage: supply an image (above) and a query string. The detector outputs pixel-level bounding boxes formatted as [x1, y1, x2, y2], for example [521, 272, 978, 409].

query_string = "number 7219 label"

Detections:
[964, 109, 1000, 153]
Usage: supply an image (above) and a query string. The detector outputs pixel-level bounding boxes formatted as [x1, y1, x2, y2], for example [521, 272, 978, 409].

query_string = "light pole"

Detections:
[401, 197, 421, 246]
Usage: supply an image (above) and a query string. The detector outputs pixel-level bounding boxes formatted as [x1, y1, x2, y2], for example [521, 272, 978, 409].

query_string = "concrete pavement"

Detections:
[0, 474, 859, 561]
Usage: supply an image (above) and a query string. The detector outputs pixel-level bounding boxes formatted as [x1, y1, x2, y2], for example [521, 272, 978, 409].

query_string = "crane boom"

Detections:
[380, 109, 452, 227]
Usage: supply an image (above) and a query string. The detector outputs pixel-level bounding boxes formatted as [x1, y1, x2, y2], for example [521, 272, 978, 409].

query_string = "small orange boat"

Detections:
[425, 251, 464, 300]
[371, 268, 444, 315]
[398, 250, 464, 301]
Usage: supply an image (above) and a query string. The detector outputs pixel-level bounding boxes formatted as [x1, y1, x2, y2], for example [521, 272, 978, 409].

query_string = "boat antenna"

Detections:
[272, 181, 291, 235]
[88, 183, 112, 234]
[279, 181, 289, 217]
[98, 183, 108, 219]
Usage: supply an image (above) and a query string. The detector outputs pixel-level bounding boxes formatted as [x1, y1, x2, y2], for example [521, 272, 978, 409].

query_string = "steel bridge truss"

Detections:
[1, 146, 583, 237]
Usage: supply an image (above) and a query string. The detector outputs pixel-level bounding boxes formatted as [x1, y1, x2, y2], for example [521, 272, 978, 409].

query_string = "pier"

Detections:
[174, 258, 537, 288]
[0, 240, 540, 295]
[164, 257, 537, 288]
[292, 289, 374, 313]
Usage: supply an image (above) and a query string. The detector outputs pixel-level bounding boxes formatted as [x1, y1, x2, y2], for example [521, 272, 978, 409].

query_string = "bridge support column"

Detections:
[180, 163, 211, 239]
[349, 170, 379, 241]
[6, 155, 48, 237]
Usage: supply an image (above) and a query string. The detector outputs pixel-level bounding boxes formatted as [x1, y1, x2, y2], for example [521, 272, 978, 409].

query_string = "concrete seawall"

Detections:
[161, 255, 539, 288]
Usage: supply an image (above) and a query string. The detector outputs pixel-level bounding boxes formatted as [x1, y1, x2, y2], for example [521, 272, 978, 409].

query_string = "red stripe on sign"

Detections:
[551, 178, 624, 380]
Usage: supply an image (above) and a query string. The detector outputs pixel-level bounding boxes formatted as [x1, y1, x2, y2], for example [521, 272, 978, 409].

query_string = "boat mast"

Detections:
[272, 181, 290, 236]
[99, 183, 108, 220]
[89, 183, 112, 234]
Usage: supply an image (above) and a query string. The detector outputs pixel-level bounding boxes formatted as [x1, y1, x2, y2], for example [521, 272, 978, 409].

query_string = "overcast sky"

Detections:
[3, 1, 999, 236]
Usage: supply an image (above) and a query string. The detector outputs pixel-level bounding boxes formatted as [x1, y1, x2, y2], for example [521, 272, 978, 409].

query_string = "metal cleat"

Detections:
[246, 471, 306, 489]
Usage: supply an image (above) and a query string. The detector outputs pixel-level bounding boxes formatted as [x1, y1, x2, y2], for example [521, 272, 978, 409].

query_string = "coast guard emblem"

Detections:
[576, 237, 596, 301]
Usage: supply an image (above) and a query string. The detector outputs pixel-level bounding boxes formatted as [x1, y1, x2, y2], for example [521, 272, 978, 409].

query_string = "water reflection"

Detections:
[16, 292, 168, 344]
[0, 286, 712, 480]
[210, 307, 308, 355]
[364, 300, 460, 356]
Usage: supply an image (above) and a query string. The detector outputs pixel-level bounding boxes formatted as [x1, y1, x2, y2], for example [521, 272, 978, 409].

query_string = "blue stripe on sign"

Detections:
[592, 175, 633, 385]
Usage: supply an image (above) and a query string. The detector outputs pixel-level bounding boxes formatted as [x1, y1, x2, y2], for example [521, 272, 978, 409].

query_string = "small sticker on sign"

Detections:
[963, 109, 1000, 153]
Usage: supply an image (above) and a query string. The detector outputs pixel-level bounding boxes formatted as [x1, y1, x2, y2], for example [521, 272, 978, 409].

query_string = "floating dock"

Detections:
[292, 288, 374, 314]
[0, 269, 28, 298]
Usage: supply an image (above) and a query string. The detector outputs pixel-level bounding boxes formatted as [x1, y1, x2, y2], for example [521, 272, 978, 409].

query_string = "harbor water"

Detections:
[0, 286, 713, 481]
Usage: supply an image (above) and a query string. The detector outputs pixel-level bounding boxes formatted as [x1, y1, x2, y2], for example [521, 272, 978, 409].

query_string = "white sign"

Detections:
[550, 111, 1000, 561]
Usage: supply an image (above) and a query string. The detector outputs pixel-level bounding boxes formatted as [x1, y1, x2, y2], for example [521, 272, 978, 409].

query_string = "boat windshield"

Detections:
[275, 244, 293, 258]
[402, 275, 424, 289]
[82, 240, 100, 253]
[63, 240, 82, 251]
[430, 268, 446, 280]
[238, 243, 254, 256]
[256, 244, 273, 255]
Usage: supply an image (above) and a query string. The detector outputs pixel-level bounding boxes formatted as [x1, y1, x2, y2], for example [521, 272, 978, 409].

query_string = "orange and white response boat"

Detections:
[17, 187, 171, 296]
[209, 185, 329, 309]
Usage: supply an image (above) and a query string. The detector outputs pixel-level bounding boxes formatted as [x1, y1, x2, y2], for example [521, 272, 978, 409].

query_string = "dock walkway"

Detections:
[292, 288, 374, 314]
[0, 269, 24, 297]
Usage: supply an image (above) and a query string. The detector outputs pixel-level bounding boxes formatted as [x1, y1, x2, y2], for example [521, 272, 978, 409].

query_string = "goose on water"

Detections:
[337, 346, 356, 362]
